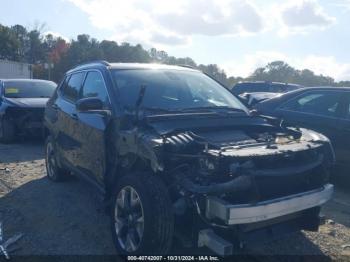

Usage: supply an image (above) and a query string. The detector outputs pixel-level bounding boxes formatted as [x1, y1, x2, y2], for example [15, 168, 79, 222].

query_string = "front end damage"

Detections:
[115, 116, 335, 255]
[4, 107, 45, 137]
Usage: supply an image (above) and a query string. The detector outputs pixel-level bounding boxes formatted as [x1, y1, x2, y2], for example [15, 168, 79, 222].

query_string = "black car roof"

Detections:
[67, 61, 199, 74]
[234, 81, 302, 87]
[287, 86, 350, 93]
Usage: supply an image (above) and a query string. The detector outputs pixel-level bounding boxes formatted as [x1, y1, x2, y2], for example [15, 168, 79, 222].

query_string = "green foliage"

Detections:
[0, 23, 347, 87]
[248, 61, 335, 87]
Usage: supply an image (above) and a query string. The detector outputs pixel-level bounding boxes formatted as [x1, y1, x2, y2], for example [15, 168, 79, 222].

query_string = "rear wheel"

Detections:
[0, 119, 15, 143]
[45, 136, 68, 182]
[111, 173, 174, 255]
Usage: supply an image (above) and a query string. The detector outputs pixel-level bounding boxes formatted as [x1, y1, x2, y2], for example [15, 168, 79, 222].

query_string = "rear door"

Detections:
[276, 90, 346, 160]
[75, 70, 111, 183]
[55, 72, 85, 167]
[333, 91, 350, 166]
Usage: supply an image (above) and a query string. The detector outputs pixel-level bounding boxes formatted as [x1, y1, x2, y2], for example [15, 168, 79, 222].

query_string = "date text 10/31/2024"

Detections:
[127, 256, 220, 261]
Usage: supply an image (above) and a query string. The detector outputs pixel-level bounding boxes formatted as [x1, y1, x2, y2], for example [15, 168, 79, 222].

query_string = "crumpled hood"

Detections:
[145, 114, 272, 135]
[5, 97, 49, 108]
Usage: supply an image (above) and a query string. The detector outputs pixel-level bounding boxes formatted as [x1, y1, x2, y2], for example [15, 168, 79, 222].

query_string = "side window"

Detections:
[281, 91, 341, 117]
[61, 72, 85, 102]
[269, 85, 284, 93]
[80, 71, 109, 107]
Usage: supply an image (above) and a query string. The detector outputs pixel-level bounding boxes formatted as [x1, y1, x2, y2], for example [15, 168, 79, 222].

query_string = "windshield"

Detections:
[3, 80, 57, 98]
[112, 69, 247, 113]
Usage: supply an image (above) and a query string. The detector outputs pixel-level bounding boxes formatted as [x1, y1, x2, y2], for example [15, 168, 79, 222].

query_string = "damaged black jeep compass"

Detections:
[44, 61, 334, 255]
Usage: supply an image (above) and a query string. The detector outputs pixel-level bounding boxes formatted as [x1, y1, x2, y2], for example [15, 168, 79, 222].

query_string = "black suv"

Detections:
[45, 62, 334, 255]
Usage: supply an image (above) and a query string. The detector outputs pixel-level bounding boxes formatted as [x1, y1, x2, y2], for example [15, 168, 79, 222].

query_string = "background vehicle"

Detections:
[231, 81, 303, 107]
[0, 79, 57, 142]
[254, 87, 350, 176]
[44, 62, 334, 256]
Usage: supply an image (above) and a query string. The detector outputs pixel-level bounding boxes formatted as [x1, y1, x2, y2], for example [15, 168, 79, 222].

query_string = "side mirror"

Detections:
[76, 97, 104, 112]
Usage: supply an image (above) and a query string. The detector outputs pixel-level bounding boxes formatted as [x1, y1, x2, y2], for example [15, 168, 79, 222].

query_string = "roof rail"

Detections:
[73, 60, 110, 69]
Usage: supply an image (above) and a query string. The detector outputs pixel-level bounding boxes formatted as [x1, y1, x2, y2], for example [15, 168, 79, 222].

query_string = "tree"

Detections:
[0, 25, 20, 60]
[26, 30, 45, 64]
[0, 22, 347, 86]
[248, 61, 336, 87]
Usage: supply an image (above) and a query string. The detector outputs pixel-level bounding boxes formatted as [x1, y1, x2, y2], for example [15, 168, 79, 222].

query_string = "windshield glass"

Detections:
[3, 80, 57, 98]
[112, 69, 247, 113]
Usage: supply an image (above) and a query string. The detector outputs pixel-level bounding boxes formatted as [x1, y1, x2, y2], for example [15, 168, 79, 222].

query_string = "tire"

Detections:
[45, 136, 68, 182]
[111, 173, 174, 255]
[0, 119, 15, 143]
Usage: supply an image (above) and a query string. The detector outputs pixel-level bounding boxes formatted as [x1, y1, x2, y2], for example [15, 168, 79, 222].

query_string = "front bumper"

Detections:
[205, 184, 333, 225]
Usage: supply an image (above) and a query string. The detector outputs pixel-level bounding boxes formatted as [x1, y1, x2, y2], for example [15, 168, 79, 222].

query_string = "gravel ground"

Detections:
[0, 141, 350, 260]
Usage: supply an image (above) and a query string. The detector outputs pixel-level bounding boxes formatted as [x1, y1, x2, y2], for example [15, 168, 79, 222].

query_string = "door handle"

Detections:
[70, 113, 78, 120]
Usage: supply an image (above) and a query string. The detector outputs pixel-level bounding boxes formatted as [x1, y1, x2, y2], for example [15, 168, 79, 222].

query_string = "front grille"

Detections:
[7, 107, 45, 128]
[222, 149, 328, 204]
[7, 108, 44, 121]
[253, 167, 326, 201]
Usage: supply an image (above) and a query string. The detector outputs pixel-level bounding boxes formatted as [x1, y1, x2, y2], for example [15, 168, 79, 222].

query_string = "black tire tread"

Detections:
[141, 172, 174, 254]
[112, 172, 174, 254]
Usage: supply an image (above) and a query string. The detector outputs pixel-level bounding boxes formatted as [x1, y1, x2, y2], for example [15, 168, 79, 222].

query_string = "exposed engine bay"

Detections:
[115, 115, 332, 211]
[165, 127, 331, 200]
[109, 113, 335, 255]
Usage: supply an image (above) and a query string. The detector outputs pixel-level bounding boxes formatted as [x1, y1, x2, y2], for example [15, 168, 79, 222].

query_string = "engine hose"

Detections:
[180, 175, 252, 195]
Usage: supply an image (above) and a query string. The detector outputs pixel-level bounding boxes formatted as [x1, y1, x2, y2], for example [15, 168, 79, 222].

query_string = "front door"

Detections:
[55, 72, 85, 167]
[75, 70, 111, 183]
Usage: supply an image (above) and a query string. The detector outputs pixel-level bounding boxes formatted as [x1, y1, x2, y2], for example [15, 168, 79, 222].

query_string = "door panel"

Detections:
[76, 112, 107, 183]
[332, 93, 350, 166]
[75, 71, 110, 183]
[55, 72, 85, 167]
[279, 110, 338, 141]
[277, 90, 346, 165]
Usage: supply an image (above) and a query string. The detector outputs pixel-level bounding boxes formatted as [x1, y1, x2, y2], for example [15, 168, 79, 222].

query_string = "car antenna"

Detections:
[135, 84, 147, 122]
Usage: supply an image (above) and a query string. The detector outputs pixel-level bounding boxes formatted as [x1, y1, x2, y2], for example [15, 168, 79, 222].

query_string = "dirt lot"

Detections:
[1, 141, 350, 260]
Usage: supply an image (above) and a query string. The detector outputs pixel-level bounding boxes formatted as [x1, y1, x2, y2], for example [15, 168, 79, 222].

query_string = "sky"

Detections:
[1, 0, 350, 81]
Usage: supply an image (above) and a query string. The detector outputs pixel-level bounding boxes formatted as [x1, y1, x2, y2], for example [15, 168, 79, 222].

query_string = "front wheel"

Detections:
[111, 173, 174, 255]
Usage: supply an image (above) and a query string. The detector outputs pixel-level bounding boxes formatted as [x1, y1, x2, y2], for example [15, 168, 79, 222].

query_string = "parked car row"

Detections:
[0, 63, 345, 256]
[231, 81, 303, 106]
[254, 86, 350, 177]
